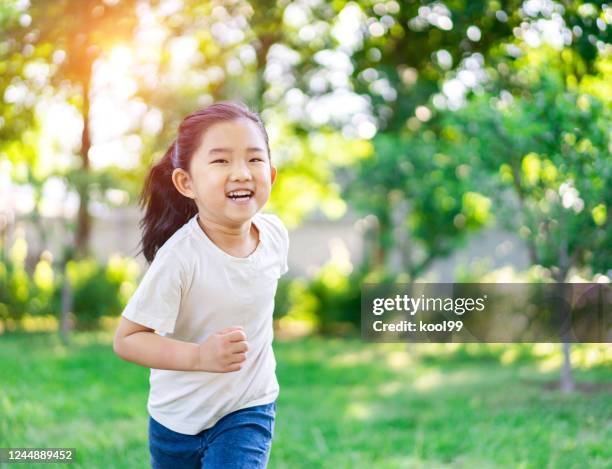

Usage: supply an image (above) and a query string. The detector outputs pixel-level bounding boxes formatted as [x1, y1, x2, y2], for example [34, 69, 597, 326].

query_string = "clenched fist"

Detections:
[197, 326, 249, 372]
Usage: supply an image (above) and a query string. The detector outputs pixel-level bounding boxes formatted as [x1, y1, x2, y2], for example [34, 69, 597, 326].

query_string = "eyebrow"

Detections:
[208, 147, 265, 155]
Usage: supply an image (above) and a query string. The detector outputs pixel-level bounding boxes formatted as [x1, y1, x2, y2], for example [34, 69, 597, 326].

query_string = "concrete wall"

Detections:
[8, 206, 530, 281]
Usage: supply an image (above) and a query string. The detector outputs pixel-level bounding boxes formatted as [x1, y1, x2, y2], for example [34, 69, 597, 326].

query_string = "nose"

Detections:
[230, 160, 252, 181]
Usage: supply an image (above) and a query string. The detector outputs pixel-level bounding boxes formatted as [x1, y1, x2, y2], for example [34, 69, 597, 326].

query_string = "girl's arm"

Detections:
[113, 317, 248, 372]
[113, 317, 200, 371]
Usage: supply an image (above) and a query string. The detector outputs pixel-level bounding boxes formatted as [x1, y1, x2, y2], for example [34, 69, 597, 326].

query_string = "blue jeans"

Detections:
[148, 402, 276, 469]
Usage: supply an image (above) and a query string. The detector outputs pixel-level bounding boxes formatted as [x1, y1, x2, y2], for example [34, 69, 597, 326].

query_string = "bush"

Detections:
[0, 235, 43, 323]
[305, 264, 401, 335]
[275, 237, 398, 336]
[0, 233, 141, 330]
[50, 255, 140, 330]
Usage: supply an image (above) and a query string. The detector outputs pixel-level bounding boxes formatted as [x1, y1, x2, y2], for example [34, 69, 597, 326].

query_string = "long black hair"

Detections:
[137, 101, 271, 264]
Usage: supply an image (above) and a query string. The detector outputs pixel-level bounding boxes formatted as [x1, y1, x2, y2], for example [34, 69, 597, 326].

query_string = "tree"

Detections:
[343, 129, 493, 277]
[316, 1, 610, 272]
[2, 0, 139, 259]
[2, 0, 140, 342]
[446, 45, 611, 391]
[335, 3, 609, 388]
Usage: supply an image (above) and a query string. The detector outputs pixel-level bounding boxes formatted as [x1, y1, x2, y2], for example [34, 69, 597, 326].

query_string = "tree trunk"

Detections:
[371, 215, 389, 272]
[60, 263, 73, 346]
[62, 72, 92, 341]
[557, 210, 574, 393]
[75, 76, 92, 260]
[253, 33, 278, 110]
[560, 341, 574, 393]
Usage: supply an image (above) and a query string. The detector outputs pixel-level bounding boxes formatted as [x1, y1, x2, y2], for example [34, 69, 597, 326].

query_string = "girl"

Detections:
[113, 101, 289, 469]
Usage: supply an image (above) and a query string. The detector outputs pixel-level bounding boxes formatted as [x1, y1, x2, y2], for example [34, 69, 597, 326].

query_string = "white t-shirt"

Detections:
[121, 212, 289, 435]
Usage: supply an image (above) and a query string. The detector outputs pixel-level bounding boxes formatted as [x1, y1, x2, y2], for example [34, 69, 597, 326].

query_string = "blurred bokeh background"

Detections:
[1, 0, 610, 467]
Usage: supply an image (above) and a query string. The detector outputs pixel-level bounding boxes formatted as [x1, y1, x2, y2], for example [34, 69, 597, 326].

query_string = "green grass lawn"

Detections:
[0, 332, 610, 468]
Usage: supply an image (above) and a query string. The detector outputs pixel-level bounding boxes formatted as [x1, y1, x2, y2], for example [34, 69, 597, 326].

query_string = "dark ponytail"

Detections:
[137, 101, 271, 264]
[138, 140, 198, 264]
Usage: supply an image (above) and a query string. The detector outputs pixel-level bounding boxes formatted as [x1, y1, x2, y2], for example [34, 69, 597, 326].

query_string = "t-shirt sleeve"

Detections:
[121, 248, 190, 334]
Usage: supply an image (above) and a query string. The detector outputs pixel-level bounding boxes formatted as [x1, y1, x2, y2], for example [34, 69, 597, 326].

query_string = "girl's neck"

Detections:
[196, 213, 259, 258]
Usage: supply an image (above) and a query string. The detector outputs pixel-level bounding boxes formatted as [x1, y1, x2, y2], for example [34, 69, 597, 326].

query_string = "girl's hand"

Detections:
[197, 326, 249, 372]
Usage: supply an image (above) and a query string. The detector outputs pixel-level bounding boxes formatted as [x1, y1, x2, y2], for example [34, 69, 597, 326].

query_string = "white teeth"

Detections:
[228, 190, 252, 197]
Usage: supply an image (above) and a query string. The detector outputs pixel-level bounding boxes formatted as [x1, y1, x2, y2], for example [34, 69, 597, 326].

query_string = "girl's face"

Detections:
[174, 118, 277, 227]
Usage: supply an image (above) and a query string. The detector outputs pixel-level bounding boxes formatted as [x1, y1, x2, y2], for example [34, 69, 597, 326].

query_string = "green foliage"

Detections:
[0, 234, 53, 322]
[344, 40, 610, 281]
[303, 266, 362, 333]
[0, 256, 57, 323]
[266, 126, 357, 228]
[344, 129, 494, 276]
[0, 259, 30, 322]
[50, 255, 140, 330]
[328, 0, 609, 132]
[278, 264, 402, 335]
[445, 45, 611, 278]
[0, 234, 140, 330]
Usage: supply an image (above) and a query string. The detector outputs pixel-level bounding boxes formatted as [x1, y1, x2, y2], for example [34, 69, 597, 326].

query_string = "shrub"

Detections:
[50, 254, 140, 330]
[0, 232, 141, 331]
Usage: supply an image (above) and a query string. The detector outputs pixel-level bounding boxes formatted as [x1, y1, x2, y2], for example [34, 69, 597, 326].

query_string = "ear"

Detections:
[172, 168, 195, 199]
[270, 165, 277, 185]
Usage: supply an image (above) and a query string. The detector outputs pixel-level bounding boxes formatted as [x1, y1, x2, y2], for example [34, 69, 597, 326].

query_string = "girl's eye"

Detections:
[250, 158, 264, 162]
[211, 159, 228, 164]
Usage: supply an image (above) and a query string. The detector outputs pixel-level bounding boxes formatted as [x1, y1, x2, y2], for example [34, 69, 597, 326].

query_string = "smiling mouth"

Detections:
[227, 190, 254, 201]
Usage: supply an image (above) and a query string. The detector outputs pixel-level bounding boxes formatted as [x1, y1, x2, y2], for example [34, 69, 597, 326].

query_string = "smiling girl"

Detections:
[113, 101, 289, 468]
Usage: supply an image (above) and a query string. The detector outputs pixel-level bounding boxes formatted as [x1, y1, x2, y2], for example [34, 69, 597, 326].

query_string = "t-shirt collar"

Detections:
[189, 213, 265, 262]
